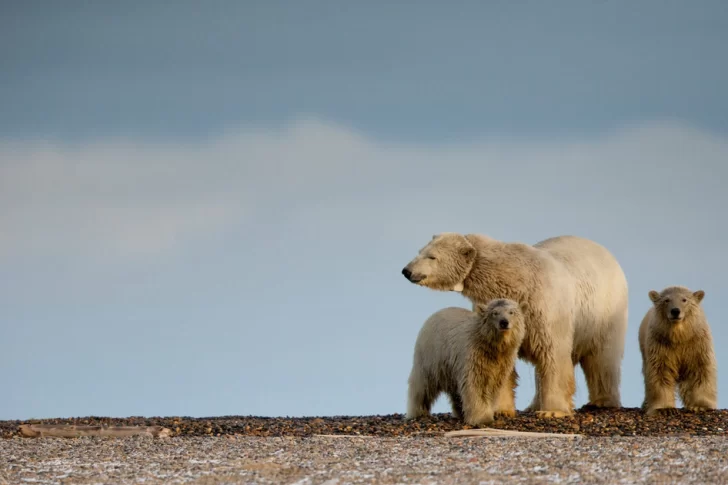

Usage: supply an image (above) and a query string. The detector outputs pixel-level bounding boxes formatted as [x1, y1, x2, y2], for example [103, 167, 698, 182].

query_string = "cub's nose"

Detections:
[670, 308, 681, 318]
[402, 267, 412, 280]
[499, 319, 509, 329]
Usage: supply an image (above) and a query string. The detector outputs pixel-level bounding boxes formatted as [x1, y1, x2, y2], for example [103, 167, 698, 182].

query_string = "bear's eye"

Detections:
[665, 298, 671, 303]
[508, 310, 514, 315]
[682, 298, 687, 303]
[427, 256, 437, 260]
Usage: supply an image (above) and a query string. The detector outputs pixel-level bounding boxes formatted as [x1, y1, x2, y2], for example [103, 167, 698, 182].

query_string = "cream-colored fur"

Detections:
[402, 233, 629, 418]
[406, 300, 525, 426]
[639, 286, 717, 415]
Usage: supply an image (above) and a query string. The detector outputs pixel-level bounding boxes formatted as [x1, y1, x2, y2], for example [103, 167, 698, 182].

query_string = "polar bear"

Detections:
[401, 233, 629, 418]
[406, 299, 526, 426]
[639, 286, 717, 415]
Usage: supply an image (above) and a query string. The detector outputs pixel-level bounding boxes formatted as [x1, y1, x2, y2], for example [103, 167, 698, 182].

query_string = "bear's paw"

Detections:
[535, 410, 572, 419]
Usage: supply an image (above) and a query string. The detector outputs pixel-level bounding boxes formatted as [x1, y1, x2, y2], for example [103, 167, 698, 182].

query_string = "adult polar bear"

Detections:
[401, 233, 628, 418]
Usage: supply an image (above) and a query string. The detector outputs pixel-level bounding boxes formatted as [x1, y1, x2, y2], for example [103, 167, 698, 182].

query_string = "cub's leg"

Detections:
[678, 364, 717, 412]
[494, 368, 518, 418]
[448, 391, 464, 419]
[406, 368, 437, 419]
[643, 362, 678, 416]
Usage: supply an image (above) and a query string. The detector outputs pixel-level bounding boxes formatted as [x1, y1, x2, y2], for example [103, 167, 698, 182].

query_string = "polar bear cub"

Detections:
[639, 286, 717, 415]
[406, 299, 526, 426]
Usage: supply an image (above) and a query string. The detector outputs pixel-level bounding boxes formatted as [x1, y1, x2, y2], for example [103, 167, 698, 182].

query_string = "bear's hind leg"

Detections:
[535, 346, 575, 418]
[580, 347, 622, 409]
[580, 307, 626, 409]
[448, 391, 464, 419]
[406, 371, 436, 419]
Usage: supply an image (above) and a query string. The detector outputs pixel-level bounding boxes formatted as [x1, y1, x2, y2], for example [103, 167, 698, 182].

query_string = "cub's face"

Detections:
[475, 299, 526, 342]
[401, 233, 476, 292]
[648, 287, 705, 323]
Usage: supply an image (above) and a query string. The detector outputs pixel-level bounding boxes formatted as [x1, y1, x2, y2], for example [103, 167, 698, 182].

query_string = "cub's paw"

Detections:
[465, 413, 495, 427]
[535, 410, 572, 419]
[646, 407, 679, 416]
[494, 410, 517, 418]
[405, 410, 431, 420]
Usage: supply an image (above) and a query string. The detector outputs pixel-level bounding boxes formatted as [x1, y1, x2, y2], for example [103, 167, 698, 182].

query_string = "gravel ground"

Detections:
[3, 410, 727, 484]
[2, 434, 728, 484]
[3, 408, 727, 439]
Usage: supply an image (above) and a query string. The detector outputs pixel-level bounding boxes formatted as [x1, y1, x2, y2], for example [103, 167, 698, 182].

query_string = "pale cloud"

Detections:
[1, 117, 726, 265]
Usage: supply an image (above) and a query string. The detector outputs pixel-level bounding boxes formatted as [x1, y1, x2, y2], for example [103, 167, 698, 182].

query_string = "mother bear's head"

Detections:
[401, 232, 477, 292]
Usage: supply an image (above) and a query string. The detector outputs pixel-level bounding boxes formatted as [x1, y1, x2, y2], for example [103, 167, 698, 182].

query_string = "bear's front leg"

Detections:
[459, 383, 495, 427]
[535, 347, 575, 418]
[678, 366, 717, 412]
[643, 366, 677, 416]
[494, 368, 518, 418]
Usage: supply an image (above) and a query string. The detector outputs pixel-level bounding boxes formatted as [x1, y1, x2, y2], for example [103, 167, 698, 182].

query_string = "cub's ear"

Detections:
[474, 303, 489, 316]
[693, 290, 705, 303]
[648, 290, 660, 303]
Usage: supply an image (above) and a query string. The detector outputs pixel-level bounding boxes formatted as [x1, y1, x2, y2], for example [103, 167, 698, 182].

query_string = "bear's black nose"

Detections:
[402, 267, 412, 280]
[670, 308, 681, 318]
[499, 319, 509, 329]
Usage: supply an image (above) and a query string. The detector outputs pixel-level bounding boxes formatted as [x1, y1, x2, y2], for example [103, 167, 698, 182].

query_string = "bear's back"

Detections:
[535, 235, 628, 324]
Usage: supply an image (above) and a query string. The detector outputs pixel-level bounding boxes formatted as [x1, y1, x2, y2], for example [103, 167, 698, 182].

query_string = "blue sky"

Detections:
[1, 1, 728, 420]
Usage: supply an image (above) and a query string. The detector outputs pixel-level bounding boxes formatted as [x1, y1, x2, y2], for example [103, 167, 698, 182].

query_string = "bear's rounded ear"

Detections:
[459, 246, 475, 258]
[693, 290, 705, 303]
[518, 301, 529, 314]
[474, 303, 489, 316]
[648, 290, 660, 303]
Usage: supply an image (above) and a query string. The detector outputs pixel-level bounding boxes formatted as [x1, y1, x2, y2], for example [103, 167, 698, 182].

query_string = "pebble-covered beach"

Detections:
[2, 407, 727, 439]
[2, 434, 728, 484]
